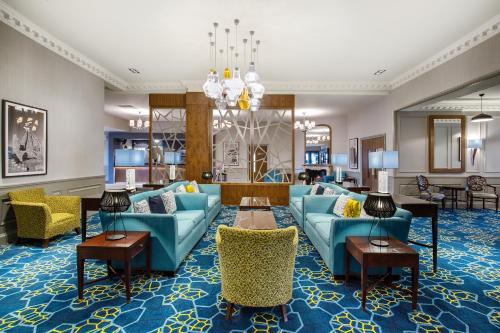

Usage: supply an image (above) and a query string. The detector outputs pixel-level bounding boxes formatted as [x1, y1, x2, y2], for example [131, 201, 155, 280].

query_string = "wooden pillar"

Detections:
[185, 92, 211, 182]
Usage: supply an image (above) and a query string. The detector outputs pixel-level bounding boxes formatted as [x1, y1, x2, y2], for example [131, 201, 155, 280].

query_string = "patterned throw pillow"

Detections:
[324, 187, 336, 195]
[176, 185, 186, 193]
[333, 194, 350, 216]
[161, 190, 177, 214]
[343, 199, 361, 218]
[310, 183, 320, 195]
[190, 180, 200, 193]
[133, 199, 151, 214]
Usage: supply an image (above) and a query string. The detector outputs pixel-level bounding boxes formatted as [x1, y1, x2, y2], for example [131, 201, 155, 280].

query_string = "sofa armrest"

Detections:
[198, 184, 221, 196]
[175, 193, 208, 212]
[393, 208, 413, 222]
[303, 195, 338, 214]
[289, 185, 311, 200]
[46, 195, 81, 216]
[10, 201, 52, 237]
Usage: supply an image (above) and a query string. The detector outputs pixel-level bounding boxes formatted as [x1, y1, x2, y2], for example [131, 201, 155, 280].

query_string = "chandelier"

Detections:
[294, 112, 316, 132]
[203, 19, 265, 112]
[306, 135, 330, 145]
[213, 119, 232, 129]
[129, 112, 150, 130]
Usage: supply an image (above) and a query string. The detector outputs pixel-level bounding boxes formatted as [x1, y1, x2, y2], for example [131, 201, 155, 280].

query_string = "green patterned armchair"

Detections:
[216, 225, 298, 321]
[9, 188, 81, 247]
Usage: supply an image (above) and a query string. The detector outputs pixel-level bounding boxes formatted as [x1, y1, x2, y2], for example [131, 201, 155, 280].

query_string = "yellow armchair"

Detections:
[9, 188, 81, 247]
[216, 225, 298, 321]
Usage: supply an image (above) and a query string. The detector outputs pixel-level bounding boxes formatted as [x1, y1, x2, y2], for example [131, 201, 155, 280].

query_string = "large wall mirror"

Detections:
[212, 108, 293, 183]
[428, 115, 466, 173]
[304, 124, 332, 165]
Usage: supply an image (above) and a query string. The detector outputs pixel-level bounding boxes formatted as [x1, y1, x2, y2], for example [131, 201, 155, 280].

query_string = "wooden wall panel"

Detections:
[149, 94, 186, 108]
[220, 183, 290, 206]
[260, 94, 295, 109]
[186, 92, 211, 182]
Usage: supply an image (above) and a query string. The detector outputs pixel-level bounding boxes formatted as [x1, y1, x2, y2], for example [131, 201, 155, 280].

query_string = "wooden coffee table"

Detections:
[345, 236, 419, 311]
[234, 210, 277, 230]
[77, 231, 151, 302]
[239, 197, 271, 211]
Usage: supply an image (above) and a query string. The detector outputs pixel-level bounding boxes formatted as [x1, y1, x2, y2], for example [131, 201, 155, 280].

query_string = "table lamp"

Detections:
[368, 151, 398, 193]
[332, 153, 348, 183]
[201, 171, 213, 180]
[100, 190, 131, 241]
[363, 192, 396, 247]
[298, 171, 309, 184]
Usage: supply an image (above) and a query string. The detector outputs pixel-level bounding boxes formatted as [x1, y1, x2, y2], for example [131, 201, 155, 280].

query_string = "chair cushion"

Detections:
[306, 213, 334, 228]
[177, 220, 192, 242]
[470, 192, 498, 199]
[315, 222, 331, 244]
[174, 210, 205, 225]
[208, 195, 220, 209]
[51, 213, 75, 225]
[291, 197, 303, 213]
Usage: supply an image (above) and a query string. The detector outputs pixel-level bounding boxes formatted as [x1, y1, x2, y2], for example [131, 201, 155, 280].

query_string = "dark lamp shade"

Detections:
[201, 171, 213, 179]
[100, 190, 131, 213]
[471, 113, 493, 123]
[298, 172, 309, 181]
[363, 192, 396, 218]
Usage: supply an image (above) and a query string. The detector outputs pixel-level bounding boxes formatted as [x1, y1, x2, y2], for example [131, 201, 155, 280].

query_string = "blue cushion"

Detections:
[315, 222, 331, 244]
[208, 195, 220, 209]
[306, 213, 334, 226]
[174, 210, 205, 225]
[291, 197, 303, 213]
[149, 195, 167, 214]
[177, 220, 192, 242]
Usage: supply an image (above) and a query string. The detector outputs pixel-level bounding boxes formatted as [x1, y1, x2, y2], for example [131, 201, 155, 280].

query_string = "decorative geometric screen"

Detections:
[212, 109, 293, 183]
[151, 108, 186, 183]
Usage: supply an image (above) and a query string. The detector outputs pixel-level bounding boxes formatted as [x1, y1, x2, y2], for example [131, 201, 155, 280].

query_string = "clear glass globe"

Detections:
[244, 63, 260, 84]
[215, 98, 227, 111]
[223, 68, 245, 106]
[248, 81, 265, 99]
[250, 98, 261, 112]
[204, 71, 223, 99]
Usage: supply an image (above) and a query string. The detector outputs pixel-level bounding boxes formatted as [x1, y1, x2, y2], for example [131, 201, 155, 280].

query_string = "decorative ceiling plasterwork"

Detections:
[404, 100, 500, 112]
[1, 1, 499, 95]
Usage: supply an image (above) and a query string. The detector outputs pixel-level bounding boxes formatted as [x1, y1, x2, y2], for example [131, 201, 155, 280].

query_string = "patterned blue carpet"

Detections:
[0, 206, 498, 332]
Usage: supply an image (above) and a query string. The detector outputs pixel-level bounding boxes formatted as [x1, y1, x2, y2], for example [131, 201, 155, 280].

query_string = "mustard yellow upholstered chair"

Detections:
[9, 188, 81, 247]
[216, 225, 298, 321]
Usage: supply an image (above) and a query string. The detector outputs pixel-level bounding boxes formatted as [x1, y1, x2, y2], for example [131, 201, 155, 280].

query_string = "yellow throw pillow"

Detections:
[185, 184, 195, 193]
[343, 198, 361, 218]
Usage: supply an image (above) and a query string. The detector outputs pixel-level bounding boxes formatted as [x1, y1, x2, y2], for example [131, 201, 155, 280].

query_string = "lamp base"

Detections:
[370, 239, 389, 247]
[106, 233, 126, 241]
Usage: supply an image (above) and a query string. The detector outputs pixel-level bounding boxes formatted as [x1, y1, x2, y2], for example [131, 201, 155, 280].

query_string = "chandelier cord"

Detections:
[250, 31, 254, 63]
[243, 38, 247, 72]
[234, 19, 239, 68]
[214, 22, 218, 70]
[208, 32, 213, 70]
[225, 28, 229, 69]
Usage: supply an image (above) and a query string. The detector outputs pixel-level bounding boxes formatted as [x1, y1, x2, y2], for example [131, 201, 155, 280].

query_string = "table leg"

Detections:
[344, 244, 350, 284]
[146, 239, 151, 278]
[124, 258, 131, 302]
[77, 255, 84, 299]
[107, 260, 113, 278]
[81, 205, 87, 243]
[361, 259, 367, 311]
[412, 265, 419, 310]
[431, 215, 438, 272]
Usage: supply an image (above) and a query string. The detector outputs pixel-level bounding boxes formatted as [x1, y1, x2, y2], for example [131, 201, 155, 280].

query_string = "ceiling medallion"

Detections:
[203, 19, 265, 112]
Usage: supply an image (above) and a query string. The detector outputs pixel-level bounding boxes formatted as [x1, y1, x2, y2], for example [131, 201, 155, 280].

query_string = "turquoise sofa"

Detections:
[289, 183, 412, 276]
[100, 181, 221, 273]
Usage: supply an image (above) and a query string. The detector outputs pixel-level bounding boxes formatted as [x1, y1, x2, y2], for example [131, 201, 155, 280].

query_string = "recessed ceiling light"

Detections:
[128, 68, 140, 74]
[373, 69, 387, 76]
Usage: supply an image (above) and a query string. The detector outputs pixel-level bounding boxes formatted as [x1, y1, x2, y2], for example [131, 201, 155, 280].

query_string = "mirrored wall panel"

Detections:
[212, 109, 293, 183]
[304, 125, 331, 165]
[428, 115, 465, 173]
[151, 108, 186, 183]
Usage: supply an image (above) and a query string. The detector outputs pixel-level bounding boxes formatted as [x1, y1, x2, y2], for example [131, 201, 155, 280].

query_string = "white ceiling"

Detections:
[3, 0, 500, 93]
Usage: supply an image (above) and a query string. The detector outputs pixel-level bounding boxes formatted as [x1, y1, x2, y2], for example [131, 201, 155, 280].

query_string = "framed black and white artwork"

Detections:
[223, 142, 239, 166]
[349, 138, 358, 169]
[2, 100, 47, 178]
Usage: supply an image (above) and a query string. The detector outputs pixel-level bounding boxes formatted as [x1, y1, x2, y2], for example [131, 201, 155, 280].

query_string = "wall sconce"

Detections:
[467, 139, 483, 166]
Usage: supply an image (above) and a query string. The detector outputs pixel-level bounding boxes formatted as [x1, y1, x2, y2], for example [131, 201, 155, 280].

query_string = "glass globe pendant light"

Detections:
[203, 23, 223, 100]
[222, 19, 245, 107]
[238, 87, 250, 110]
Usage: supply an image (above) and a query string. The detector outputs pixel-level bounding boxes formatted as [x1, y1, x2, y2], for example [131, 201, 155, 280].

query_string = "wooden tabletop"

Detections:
[234, 210, 277, 230]
[347, 236, 417, 255]
[391, 194, 438, 206]
[239, 196, 271, 209]
[77, 232, 149, 249]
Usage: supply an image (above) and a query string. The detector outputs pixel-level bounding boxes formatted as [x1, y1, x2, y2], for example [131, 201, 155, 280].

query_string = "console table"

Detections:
[392, 194, 438, 272]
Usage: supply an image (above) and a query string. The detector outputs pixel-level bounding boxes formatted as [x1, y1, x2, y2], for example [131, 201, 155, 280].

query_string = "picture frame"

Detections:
[349, 138, 358, 169]
[223, 142, 239, 166]
[2, 100, 47, 178]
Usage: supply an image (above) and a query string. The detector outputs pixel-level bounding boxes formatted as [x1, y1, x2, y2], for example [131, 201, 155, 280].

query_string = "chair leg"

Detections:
[442, 198, 446, 210]
[280, 304, 288, 322]
[496, 197, 498, 212]
[483, 198, 486, 209]
[42, 239, 49, 248]
[225, 302, 233, 319]
[74, 227, 81, 235]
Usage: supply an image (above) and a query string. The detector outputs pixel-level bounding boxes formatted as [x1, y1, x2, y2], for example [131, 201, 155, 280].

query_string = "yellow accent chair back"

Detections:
[8, 187, 81, 248]
[216, 225, 298, 321]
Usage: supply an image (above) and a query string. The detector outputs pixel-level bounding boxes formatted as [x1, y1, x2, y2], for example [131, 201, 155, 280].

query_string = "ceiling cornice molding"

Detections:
[390, 13, 500, 89]
[407, 100, 500, 112]
[0, 0, 128, 90]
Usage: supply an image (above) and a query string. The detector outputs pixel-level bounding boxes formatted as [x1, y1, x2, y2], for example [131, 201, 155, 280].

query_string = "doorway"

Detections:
[361, 135, 385, 190]
[248, 144, 268, 182]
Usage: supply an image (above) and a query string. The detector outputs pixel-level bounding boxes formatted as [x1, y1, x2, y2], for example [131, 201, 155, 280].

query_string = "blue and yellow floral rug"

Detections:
[0, 206, 498, 332]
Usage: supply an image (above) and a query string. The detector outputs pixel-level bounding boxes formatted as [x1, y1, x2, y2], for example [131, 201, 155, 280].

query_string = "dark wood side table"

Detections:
[392, 194, 439, 272]
[76, 231, 151, 302]
[439, 185, 467, 211]
[345, 236, 419, 311]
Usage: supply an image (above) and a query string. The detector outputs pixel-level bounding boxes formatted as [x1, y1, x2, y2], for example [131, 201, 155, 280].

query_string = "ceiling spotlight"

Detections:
[373, 69, 387, 76]
[128, 68, 140, 74]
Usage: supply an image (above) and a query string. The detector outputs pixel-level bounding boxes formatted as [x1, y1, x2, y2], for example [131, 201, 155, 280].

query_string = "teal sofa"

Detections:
[289, 183, 412, 276]
[100, 181, 221, 274]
